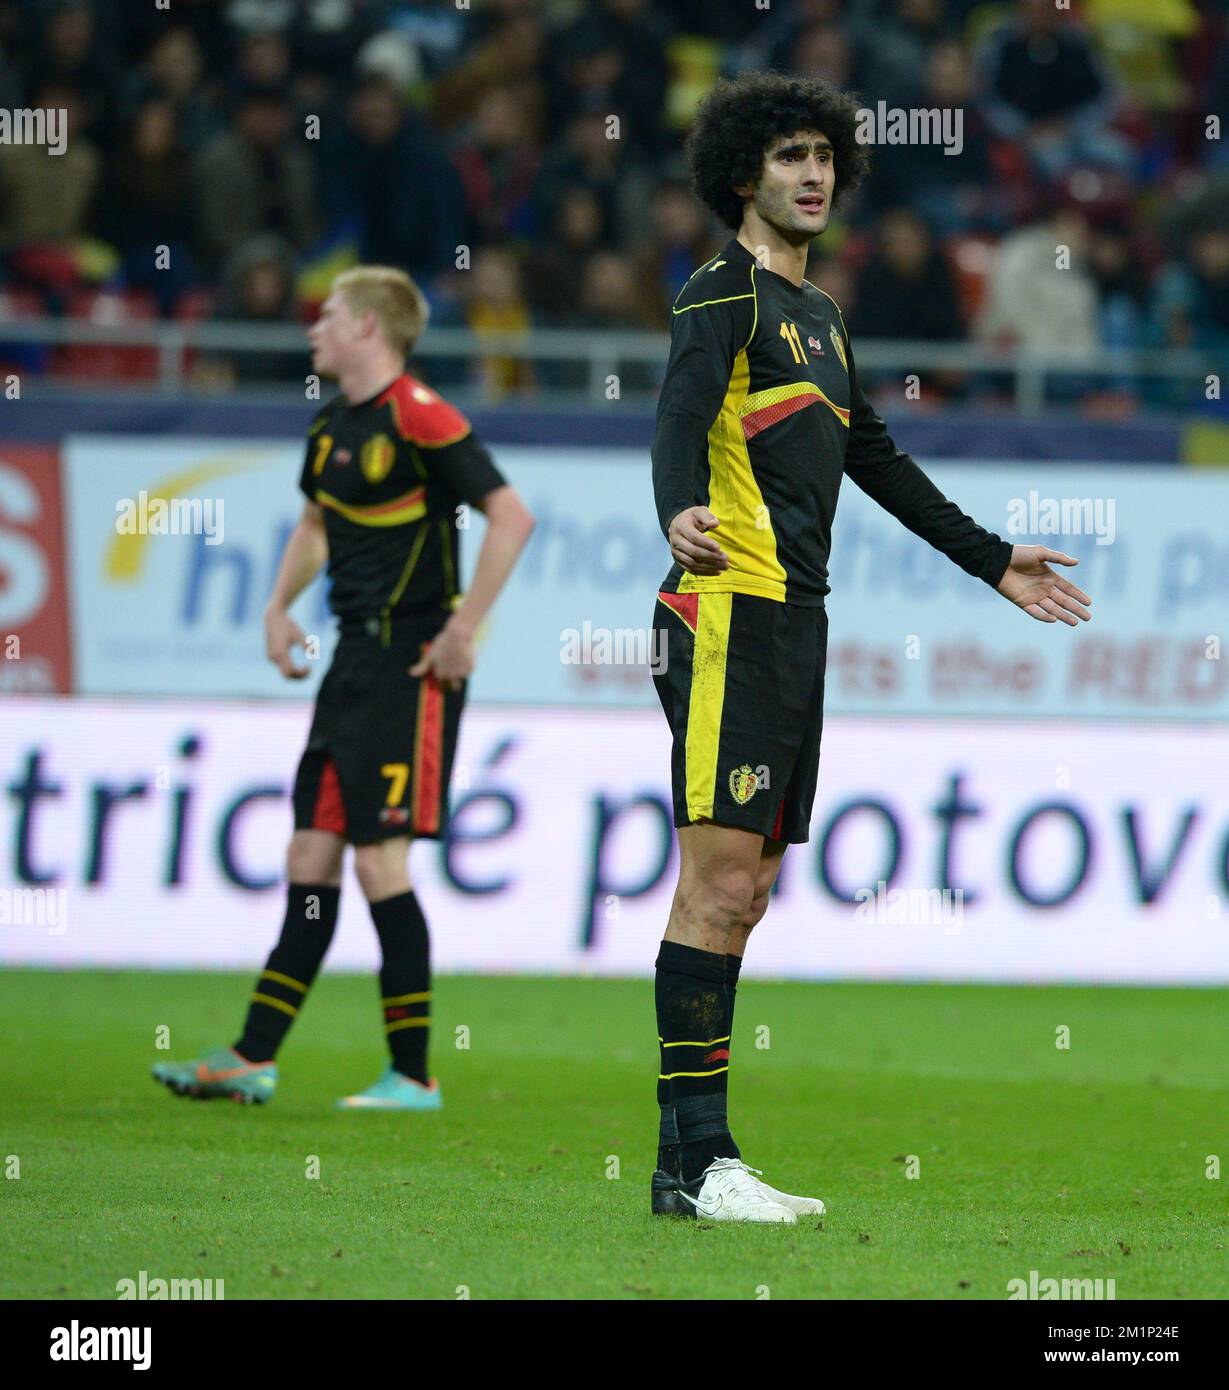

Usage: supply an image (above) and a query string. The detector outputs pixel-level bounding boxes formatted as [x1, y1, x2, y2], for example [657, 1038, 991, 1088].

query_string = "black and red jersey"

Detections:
[299, 372, 507, 635]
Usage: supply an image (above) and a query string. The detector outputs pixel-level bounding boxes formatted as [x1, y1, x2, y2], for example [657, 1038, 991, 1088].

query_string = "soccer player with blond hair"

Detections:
[154, 265, 534, 1109]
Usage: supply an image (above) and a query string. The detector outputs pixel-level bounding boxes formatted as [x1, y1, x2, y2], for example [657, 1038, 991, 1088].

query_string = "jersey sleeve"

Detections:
[425, 430, 508, 509]
[841, 331, 1012, 588]
[651, 276, 756, 537]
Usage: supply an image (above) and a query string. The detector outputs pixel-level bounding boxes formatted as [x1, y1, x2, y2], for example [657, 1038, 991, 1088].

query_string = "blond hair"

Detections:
[332, 265, 430, 357]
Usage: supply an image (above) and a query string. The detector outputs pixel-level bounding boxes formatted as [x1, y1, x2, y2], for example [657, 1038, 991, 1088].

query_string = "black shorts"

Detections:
[292, 621, 465, 844]
[652, 590, 828, 844]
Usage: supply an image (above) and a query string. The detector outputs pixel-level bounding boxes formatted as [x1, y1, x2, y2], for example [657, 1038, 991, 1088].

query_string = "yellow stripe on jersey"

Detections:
[677, 347, 787, 603]
[672, 292, 755, 314]
[316, 486, 426, 527]
[684, 591, 732, 822]
[740, 380, 850, 432]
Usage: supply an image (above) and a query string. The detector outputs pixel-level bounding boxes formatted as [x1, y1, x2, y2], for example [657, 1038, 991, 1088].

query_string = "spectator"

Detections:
[118, 26, 224, 156]
[850, 0, 954, 111]
[193, 233, 305, 387]
[850, 209, 964, 342]
[977, 0, 1135, 181]
[1087, 220, 1151, 352]
[319, 75, 465, 285]
[0, 82, 102, 295]
[430, 9, 546, 133]
[449, 83, 543, 248]
[631, 180, 722, 321]
[548, 0, 671, 158]
[1152, 223, 1229, 355]
[19, 0, 116, 143]
[977, 206, 1100, 356]
[194, 80, 319, 270]
[94, 98, 200, 315]
[865, 40, 1001, 235]
[523, 186, 610, 325]
[531, 105, 655, 249]
[457, 247, 536, 400]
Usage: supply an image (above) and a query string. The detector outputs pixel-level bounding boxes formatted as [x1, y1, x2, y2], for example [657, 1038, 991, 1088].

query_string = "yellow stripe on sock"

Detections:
[251, 992, 298, 1018]
[385, 1017, 431, 1034]
[658, 1066, 730, 1080]
[260, 969, 308, 994]
[382, 991, 431, 1007]
[659, 1035, 731, 1048]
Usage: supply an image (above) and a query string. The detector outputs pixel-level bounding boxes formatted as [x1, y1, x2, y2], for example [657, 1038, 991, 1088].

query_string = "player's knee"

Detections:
[679, 863, 756, 931]
[743, 890, 771, 930]
[287, 831, 342, 885]
[353, 841, 410, 901]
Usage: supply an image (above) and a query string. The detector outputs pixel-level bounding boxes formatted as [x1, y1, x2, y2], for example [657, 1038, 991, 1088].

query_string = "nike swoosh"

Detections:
[678, 1190, 723, 1216]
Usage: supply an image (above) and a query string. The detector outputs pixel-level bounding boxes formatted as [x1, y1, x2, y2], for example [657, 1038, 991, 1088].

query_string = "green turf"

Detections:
[1, 970, 1226, 1300]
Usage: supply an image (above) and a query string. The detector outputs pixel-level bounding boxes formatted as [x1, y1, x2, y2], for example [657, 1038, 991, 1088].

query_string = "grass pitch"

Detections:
[1, 970, 1226, 1300]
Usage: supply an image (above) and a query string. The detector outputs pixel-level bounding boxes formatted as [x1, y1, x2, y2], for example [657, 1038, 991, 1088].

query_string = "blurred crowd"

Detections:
[0, 0, 1225, 408]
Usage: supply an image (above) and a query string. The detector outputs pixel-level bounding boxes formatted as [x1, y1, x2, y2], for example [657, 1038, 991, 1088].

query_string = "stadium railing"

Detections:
[0, 317, 1217, 412]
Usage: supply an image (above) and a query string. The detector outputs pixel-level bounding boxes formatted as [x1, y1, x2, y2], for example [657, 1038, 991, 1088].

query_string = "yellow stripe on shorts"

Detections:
[684, 591, 733, 821]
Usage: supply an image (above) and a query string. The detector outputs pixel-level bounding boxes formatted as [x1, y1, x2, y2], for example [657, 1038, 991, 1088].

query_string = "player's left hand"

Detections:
[996, 545, 1092, 625]
[409, 620, 474, 691]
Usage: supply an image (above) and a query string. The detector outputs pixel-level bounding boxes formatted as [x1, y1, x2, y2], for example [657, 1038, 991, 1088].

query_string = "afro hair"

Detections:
[685, 71, 870, 231]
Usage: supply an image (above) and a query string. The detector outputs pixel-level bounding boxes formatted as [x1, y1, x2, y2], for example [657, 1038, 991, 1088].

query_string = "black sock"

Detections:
[370, 889, 431, 1084]
[234, 883, 340, 1063]
[726, 952, 742, 1035]
[659, 954, 744, 1175]
[655, 940, 738, 1184]
[656, 1073, 680, 1175]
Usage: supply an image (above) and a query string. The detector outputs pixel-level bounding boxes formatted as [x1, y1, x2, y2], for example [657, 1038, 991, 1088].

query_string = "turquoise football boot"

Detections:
[152, 1046, 277, 1104]
[335, 1066, 442, 1111]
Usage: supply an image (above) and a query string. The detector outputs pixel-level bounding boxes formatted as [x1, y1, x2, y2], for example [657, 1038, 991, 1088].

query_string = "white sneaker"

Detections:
[676, 1157, 797, 1223]
[753, 1172, 826, 1218]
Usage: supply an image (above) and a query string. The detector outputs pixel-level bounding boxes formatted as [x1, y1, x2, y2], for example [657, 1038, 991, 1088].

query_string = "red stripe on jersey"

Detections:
[312, 758, 347, 836]
[742, 392, 827, 440]
[413, 677, 445, 835]
[378, 374, 471, 447]
[657, 590, 699, 633]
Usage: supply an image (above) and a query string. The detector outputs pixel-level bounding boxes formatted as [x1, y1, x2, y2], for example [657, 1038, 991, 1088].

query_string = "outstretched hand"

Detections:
[996, 546, 1092, 625]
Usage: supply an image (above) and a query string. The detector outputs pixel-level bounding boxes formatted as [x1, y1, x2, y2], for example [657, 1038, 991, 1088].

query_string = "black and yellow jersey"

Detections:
[299, 372, 506, 635]
[652, 236, 1012, 605]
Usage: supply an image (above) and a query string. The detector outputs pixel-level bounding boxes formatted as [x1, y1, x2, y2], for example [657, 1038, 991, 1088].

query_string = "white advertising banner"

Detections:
[62, 437, 1229, 719]
[2, 698, 1227, 984]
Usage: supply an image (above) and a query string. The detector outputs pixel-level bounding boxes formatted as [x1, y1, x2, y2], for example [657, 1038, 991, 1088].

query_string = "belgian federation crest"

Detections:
[729, 764, 759, 805]
[361, 433, 396, 484]
[829, 324, 848, 371]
